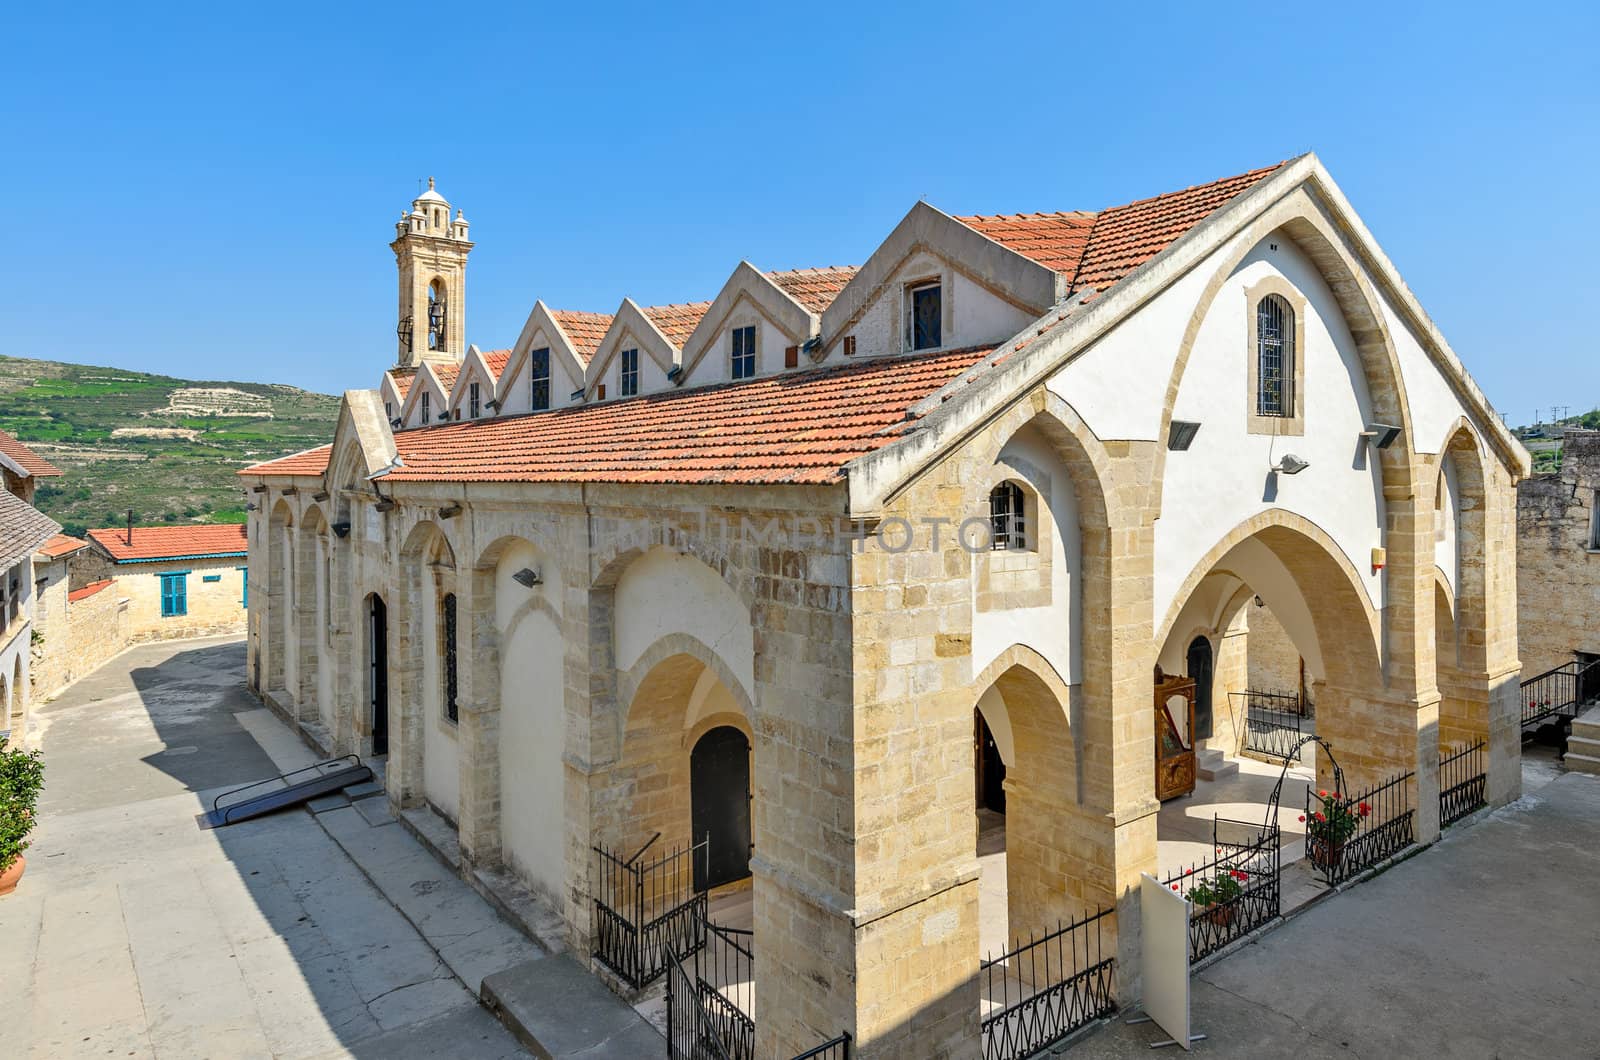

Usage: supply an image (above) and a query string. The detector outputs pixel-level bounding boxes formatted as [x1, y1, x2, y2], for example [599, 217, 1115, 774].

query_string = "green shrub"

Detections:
[0, 738, 45, 874]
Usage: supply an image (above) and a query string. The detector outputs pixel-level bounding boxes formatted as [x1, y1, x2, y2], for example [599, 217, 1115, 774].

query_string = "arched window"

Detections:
[442, 592, 459, 722]
[427, 280, 448, 352]
[1255, 294, 1294, 417]
[989, 482, 1027, 551]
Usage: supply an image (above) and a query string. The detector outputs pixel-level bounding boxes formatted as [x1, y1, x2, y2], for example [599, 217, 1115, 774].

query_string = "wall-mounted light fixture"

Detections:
[486, 398, 503, 412]
[802, 335, 824, 361]
[312, 491, 330, 502]
[1361, 423, 1403, 450]
[280, 486, 298, 496]
[1168, 420, 1202, 451]
[570, 388, 584, 402]
[390, 417, 404, 428]
[666, 365, 684, 383]
[437, 504, 462, 519]
[1272, 454, 1311, 476]
[374, 499, 395, 513]
[251, 484, 267, 494]
[245, 503, 259, 512]
[331, 521, 352, 538]
[511, 567, 542, 587]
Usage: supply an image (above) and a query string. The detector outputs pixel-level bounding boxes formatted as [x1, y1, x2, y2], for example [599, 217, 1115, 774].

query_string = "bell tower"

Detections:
[391, 177, 473, 368]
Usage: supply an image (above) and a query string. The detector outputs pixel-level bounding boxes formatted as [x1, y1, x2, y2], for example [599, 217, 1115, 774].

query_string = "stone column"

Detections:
[456, 534, 503, 869]
[386, 559, 426, 809]
[293, 527, 321, 724]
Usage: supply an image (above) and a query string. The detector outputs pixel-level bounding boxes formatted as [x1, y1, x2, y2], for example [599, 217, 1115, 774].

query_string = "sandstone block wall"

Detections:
[1516, 430, 1600, 677]
[112, 557, 248, 643]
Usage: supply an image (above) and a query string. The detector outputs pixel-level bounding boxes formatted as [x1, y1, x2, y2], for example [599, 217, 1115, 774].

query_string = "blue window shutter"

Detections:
[160, 572, 188, 617]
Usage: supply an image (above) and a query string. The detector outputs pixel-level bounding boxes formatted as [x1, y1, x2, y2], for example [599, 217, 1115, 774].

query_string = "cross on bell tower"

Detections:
[391, 177, 473, 368]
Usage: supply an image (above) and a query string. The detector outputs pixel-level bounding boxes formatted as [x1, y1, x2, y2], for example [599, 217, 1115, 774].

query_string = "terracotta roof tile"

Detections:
[0, 429, 63, 478]
[765, 267, 860, 313]
[68, 579, 113, 603]
[1068, 163, 1286, 291]
[387, 367, 417, 400]
[483, 349, 512, 377]
[954, 213, 1096, 274]
[642, 302, 712, 348]
[88, 523, 249, 563]
[239, 444, 332, 478]
[381, 346, 996, 486]
[37, 533, 88, 559]
[432, 363, 461, 390]
[551, 310, 614, 363]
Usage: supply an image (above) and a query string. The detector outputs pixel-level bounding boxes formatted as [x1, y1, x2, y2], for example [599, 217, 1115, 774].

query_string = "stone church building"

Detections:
[242, 156, 1527, 1057]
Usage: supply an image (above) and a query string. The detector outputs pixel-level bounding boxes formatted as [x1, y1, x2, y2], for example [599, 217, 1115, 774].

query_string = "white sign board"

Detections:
[1140, 873, 1192, 1049]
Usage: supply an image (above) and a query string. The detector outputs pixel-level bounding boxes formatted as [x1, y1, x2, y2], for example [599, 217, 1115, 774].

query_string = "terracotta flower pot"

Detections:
[0, 855, 24, 897]
[1205, 902, 1236, 929]
[1307, 835, 1344, 872]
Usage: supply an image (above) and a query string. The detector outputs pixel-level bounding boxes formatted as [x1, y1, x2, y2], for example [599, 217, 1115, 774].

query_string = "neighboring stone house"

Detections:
[1516, 428, 1600, 679]
[242, 157, 1528, 1057]
[80, 524, 249, 643]
[0, 430, 64, 744]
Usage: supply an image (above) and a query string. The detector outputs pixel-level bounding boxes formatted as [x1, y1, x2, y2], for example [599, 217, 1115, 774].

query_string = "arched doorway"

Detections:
[1187, 636, 1215, 741]
[367, 594, 388, 756]
[975, 709, 1007, 814]
[690, 725, 752, 890]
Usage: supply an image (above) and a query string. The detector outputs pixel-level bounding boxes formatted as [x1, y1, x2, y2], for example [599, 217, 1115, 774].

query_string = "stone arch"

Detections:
[1152, 192, 1418, 507]
[294, 504, 328, 726]
[618, 632, 756, 748]
[11, 655, 21, 732]
[266, 499, 295, 697]
[1431, 420, 1493, 749]
[391, 520, 458, 812]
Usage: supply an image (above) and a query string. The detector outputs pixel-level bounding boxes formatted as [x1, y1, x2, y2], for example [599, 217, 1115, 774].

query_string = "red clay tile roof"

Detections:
[37, 533, 88, 559]
[766, 267, 860, 313]
[955, 214, 1096, 275]
[551, 310, 614, 363]
[387, 368, 417, 400]
[88, 523, 249, 562]
[484, 349, 512, 377]
[68, 579, 113, 603]
[0, 429, 63, 478]
[240, 444, 333, 478]
[642, 302, 712, 348]
[432, 363, 461, 390]
[379, 346, 996, 486]
[959, 162, 1286, 292]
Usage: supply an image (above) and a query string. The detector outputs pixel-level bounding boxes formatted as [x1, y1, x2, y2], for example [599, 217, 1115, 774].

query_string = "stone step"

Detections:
[1196, 748, 1238, 782]
[482, 955, 663, 1058]
[1570, 718, 1600, 741]
[1563, 751, 1600, 776]
[1565, 734, 1600, 759]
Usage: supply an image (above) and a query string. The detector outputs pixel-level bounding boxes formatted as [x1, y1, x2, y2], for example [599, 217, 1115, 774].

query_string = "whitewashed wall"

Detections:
[839, 251, 1033, 361]
[421, 578, 461, 820]
[1435, 454, 1461, 596]
[614, 547, 754, 706]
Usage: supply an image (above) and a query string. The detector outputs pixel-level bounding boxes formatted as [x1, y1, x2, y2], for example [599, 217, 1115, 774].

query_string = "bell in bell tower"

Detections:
[391, 177, 473, 368]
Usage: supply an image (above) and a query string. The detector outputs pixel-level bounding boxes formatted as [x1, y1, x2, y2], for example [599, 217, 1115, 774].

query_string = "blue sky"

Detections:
[3, 1, 1595, 424]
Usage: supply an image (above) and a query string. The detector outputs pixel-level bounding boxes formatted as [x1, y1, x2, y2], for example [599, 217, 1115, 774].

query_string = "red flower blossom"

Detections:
[1298, 815, 1306, 822]
[1358, 801, 1371, 817]
[1171, 883, 1179, 891]
[1314, 811, 1327, 822]
[1319, 790, 1328, 798]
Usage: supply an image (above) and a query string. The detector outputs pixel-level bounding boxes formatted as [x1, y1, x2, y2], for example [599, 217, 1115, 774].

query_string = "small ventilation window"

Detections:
[420, 392, 430, 425]
[469, 382, 481, 419]
[907, 281, 942, 351]
[621, 348, 639, 396]
[530, 348, 551, 411]
[989, 482, 1027, 551]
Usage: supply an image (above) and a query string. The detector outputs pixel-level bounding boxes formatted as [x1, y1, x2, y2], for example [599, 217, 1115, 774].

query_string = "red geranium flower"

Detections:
[1171, 883, 1179, 891]
[1298, 815, 1306, 822]
[1314, 811, 1327, 822]
[1319, 790, 1328, 798]
[1358, 802, 1371, 817]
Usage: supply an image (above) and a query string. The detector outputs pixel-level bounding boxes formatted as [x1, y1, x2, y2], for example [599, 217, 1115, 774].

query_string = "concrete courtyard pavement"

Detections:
[1, 635, 533, 1059]
[1081, 768, 1600, 1058]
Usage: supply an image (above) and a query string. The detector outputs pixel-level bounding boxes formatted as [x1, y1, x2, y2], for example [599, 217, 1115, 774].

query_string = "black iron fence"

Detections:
[593, 834, 709, 988]
[979, 906, 1116, 1060]
[1439, 740, 1487, 828]
[1305, 770, 1414, 885]
[1235, 689, 1311, 761]
[790, 1033, 852, 1059]
[1520, 660, 1600, 728]
[1161, 818, 1281, 962]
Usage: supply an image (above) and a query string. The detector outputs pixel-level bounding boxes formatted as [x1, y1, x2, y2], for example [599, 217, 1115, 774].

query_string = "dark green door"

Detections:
[690, 726, 751, 891]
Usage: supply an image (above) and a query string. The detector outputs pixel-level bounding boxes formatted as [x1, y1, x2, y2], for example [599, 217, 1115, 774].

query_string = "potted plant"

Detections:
[1301, 790, 1369, 872]
[0, 737, 45, 897]
[1182, 870, 1246, 927]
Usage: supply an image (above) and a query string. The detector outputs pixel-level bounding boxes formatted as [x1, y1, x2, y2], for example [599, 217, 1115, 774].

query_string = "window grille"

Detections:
[1256, 295, 1294, 417]
[989, 482, 1026, 551]
[469, 382, 480, 418]
[1590, 490, 1600, 550]
[731, 326, 756, 380]
[620, 348, 639, 396]
[908, 282, 942, 350]
[160, 572, 188, 617]
[530, 348, 551, 410]
[443, 592, 458, 722]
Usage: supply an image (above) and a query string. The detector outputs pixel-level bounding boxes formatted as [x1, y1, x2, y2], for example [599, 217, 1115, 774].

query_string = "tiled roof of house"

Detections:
[552, 310, 614, 363]
[432, 363, 461, 390]
[0, 490, 61, 570]
[0, 429, 63, 478]
[766, 267, 860, 313]
[959, 162, 1286, 292]
[239, 444, 332, 477]
[387, 367, 417, 400]
[37, 533, 89, 559]
[484, 349, 512, 377]
[642, 302, 712, 348]
[87, 523, 249, 563]
[68, 579, 113, 604]
[373, 346, 996, 486]
[955, 213, 1097, 275]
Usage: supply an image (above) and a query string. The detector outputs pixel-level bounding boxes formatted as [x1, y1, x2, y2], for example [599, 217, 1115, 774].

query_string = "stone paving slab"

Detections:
[484, 956, 668, 1059]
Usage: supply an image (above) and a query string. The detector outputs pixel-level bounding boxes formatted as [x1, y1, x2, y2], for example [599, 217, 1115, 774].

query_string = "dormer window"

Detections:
[469, 382, 481, 419]
[620, 348, 639, 396]
[907, 281, 942, 351]
[420, 391, 430, 425]
[989, 482, 1027, 551]
[731, 326, 756, 380]
[530, 348, 550, 411]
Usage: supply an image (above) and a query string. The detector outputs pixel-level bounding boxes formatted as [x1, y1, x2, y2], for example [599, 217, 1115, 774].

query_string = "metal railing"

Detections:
[1305, 770, 1414, 885]
[1439, 741, 1487, 828]
[790, 1033, 852, 1059]
[593, 834, 709, 988]
[979, 907, 1116, 1060]
[1162, 819, 1281, 962]
[1234, 689, 1310, 761]
[1520, 660, 1600, 728]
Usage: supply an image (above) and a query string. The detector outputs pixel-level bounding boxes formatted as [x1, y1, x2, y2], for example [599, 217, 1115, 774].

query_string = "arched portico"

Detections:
[391, 520, 459, 814]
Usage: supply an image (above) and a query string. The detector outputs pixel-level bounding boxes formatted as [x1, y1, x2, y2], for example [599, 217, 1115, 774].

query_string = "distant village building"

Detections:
[1516, 428, 1600, 681]
[78, 524, 249, 643]
[243, 158, 1527, 1057]
[0, 430, 63, 744]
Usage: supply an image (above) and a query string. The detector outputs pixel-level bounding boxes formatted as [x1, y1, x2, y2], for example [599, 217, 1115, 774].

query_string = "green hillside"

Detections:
[0, 356, 339, 537]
